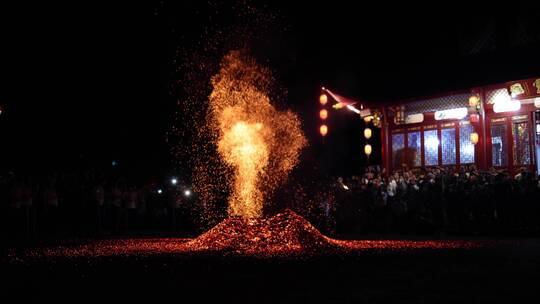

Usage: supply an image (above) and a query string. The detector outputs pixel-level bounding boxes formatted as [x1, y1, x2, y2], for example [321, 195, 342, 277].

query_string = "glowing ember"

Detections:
[218, 121, 268, 218]
[184, 209, 337, 256]
[8, 208, 499, 261]
[208, 51, 306, 218]
[6, 210, 498, 262]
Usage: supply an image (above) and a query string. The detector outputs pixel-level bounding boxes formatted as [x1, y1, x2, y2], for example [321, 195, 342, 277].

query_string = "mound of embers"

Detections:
[185, 209, 341, 257]
[7, 210, 488, 262]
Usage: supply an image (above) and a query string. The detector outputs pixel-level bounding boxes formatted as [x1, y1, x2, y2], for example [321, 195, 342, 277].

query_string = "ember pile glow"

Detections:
[8, 216, 495, 260]
[179, 209, 487, 257]
[184, 209, 338, 256]
[6, 208, 493, 261]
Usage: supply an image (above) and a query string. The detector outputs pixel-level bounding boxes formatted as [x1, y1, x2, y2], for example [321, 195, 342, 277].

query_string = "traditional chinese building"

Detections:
[378, 77, 540, 175]
[320, 77, 540, 175]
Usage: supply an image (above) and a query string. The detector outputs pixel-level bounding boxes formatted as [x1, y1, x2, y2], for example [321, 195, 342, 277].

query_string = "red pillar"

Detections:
[479, 88, 488, 170]
[381, 106, 390, 176]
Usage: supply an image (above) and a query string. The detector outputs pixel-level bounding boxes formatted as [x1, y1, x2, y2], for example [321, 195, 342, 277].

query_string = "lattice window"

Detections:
[392, 133, 405, 169]
[486, 88, 509, 104]
[441, 128, 456, 165]
[459, 124, 475, 164]
[407, 131, 421, 167]
[491, 124, 507, 166]
[513, 121, 531, 165]
[424, 130, 439, 166]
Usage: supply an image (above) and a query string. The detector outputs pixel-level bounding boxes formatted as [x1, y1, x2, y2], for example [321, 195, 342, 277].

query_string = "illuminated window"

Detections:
[491, 124, 507, 166]
[441, 128, 456, 165]
[512, 121, 531, 165]
[407, 131, 421, 167]
[392, 133, 405, 168]
[424, 130, 439, 166]
[459, 124, 475, 164]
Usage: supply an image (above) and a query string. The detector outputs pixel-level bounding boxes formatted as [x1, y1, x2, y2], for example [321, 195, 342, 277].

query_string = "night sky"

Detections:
[2, 2, 540, 178]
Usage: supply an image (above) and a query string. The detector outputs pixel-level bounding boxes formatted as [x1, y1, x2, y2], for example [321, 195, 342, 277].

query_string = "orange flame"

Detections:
[208, 51, 306, 218]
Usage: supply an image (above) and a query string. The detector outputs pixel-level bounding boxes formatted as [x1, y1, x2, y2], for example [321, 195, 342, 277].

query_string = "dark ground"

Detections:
[2, 238, 540, 303]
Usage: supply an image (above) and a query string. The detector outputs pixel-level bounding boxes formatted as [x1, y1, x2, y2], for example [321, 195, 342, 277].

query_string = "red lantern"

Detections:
[319, 94, 328, 105]
[319, 109, 328, 120]
[364, 144, 372, 156]
[364, 128, 372, 139]
[319, 125, 328, 136]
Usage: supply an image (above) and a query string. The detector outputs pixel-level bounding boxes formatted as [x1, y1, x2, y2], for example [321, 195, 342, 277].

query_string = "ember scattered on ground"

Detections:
[6, 210, 513, 262]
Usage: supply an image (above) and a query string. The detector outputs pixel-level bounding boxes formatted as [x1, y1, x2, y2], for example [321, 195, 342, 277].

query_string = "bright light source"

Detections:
[157, 189, 163, 194]
[470, 132, 479, 145]
[534, 98, 540, 108]
[342, 184, 349, 190]
[319, 94, 328, 105]
[184, 190, 191, 196]
[319, 109, 328, 120]
[494, 92, 511, 104]
[463, 144, 475, 156]
[171, 178, 178, 185]
[364, 128, 372, 139]
[111, 161, 118, 167]
[425, 136, 439, 150]
[319, 125, 328, 136]
[493, 93, 521, 113]
[346, 104, 361, 114]
[468, 95, 480, 107]
[434, 107, 468, 120]
[364, 144, 372, 156]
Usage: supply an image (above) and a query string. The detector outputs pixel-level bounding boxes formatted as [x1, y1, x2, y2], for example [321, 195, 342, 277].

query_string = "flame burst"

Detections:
[208, 50, 306, 218]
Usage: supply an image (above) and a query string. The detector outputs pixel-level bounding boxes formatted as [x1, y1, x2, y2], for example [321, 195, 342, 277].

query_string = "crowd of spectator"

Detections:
[2, 164, 540, 244]
[0, 169, 198, 244]
[323, 165, 540, 236]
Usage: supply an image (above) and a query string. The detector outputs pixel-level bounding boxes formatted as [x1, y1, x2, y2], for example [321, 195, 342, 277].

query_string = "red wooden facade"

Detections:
[375, 77, 540, 175]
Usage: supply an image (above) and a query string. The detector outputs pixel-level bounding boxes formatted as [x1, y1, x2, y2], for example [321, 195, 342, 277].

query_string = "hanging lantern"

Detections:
[319, 109, 328, 120]
[364, 144, 372, 156]
[364, 128, 372, 139]
[470, 132, 479, 145]
[468, 95, 480, 108]
[319, 125, 328, 136]
[319, 94, 328, 105]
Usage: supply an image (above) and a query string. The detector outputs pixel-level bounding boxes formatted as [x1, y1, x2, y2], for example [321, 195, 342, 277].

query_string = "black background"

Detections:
[2, 1, 539, 178]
